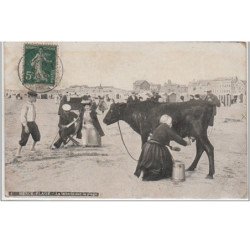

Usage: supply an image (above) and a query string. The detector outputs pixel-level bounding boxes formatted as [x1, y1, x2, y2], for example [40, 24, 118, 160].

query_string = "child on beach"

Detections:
[16, 91, 41, 157]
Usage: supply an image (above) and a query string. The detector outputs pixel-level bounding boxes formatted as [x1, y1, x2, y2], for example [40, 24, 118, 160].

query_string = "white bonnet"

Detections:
[160, 114, 172, 125]
[62, 104, 71, 111]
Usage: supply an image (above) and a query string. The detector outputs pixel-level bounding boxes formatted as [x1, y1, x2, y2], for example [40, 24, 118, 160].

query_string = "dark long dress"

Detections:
[134, 124, 188, 181]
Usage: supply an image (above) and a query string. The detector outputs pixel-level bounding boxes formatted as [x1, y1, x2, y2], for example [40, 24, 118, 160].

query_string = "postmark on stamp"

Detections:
[18, 43, 63, 93]
[23, 44, 57, 85]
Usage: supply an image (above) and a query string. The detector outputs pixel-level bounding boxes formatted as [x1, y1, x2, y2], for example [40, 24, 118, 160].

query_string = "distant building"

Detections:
[168, 93, 177, 102]
[133, 80, 161, 93]
[232, 79, 245, 94]
[161, 80, 188, 94]
[179, 85, 189, 93]
[133, 80, 150, 92]
[188, 77, 247, 105]
[188, 79, 210, 95]
[149, 83, 161, 92]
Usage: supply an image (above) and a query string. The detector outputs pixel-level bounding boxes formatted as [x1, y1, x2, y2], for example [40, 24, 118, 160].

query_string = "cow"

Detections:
[103, 100, 216, 179]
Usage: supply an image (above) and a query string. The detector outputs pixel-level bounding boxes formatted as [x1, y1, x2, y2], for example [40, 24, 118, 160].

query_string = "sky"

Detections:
[4, 42, 247, 90]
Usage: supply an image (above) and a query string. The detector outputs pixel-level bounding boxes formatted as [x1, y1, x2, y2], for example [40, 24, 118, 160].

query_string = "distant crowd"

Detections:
[7, 87, 242, 109]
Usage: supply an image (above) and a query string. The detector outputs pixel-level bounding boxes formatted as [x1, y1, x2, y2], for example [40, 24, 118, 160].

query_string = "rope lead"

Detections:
[117, 121, 138, 162]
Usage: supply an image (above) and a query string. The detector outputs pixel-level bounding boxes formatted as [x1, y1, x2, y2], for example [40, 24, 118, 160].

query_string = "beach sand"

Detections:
[4, 98, 248, 199]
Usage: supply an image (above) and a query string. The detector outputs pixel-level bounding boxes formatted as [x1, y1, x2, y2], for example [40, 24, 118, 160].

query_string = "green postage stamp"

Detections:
[23, 44, 57, 85]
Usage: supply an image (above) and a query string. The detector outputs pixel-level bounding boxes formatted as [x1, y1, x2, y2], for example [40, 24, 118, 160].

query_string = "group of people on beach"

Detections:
[16, 89, 220, 181]
[16, 91, 106, 157]
[52, 95, 105, 149]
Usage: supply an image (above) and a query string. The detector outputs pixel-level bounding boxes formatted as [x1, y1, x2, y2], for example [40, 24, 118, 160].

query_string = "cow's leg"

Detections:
[199, 136, 214, 179]
[186, 139, 204, 171]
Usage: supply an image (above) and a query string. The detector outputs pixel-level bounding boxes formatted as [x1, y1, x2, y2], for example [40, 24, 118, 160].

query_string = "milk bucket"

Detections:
[172, 160, 185, 182]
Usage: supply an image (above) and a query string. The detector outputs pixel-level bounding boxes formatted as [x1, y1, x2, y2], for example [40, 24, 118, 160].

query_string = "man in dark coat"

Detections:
[150, 91, 161, 102]
[127, 91, 139, 104]
[52, 104, 79, 149]
[204, 90, 221, 126]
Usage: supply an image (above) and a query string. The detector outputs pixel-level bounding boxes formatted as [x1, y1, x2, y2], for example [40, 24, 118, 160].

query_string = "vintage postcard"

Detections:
[1, 42, 248, 199]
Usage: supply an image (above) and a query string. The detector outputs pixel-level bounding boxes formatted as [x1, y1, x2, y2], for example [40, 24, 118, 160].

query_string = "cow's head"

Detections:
[103, 103, 127, 125]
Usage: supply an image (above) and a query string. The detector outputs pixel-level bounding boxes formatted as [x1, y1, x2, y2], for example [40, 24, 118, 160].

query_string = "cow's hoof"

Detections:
[186, 167, 195, 172]
[205, 174, 213, 179]
[134, 171, 140, 178]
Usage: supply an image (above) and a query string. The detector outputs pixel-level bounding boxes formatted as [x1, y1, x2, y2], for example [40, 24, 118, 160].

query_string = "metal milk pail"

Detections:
[172, 160, 185, 182]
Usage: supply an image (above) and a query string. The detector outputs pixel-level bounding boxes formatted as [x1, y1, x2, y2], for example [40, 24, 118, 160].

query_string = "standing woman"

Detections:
[81, 100, 105, 147]
[134, 114, 191, 181]
[97, 96, 108, 114]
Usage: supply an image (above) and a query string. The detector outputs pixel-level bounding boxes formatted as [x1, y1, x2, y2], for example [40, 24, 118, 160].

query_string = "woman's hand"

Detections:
[147, 133, 153, 141]
[185, 138, 192, 146]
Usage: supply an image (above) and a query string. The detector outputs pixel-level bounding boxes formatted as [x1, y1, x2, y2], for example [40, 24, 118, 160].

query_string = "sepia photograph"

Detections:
[2, 42, 248, 199]
[2, 2, 250, 250]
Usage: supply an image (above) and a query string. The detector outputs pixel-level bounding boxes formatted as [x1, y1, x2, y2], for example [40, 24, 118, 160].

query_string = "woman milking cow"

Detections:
[134, 114, 192, 181]
[103, 100, 215, 179]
